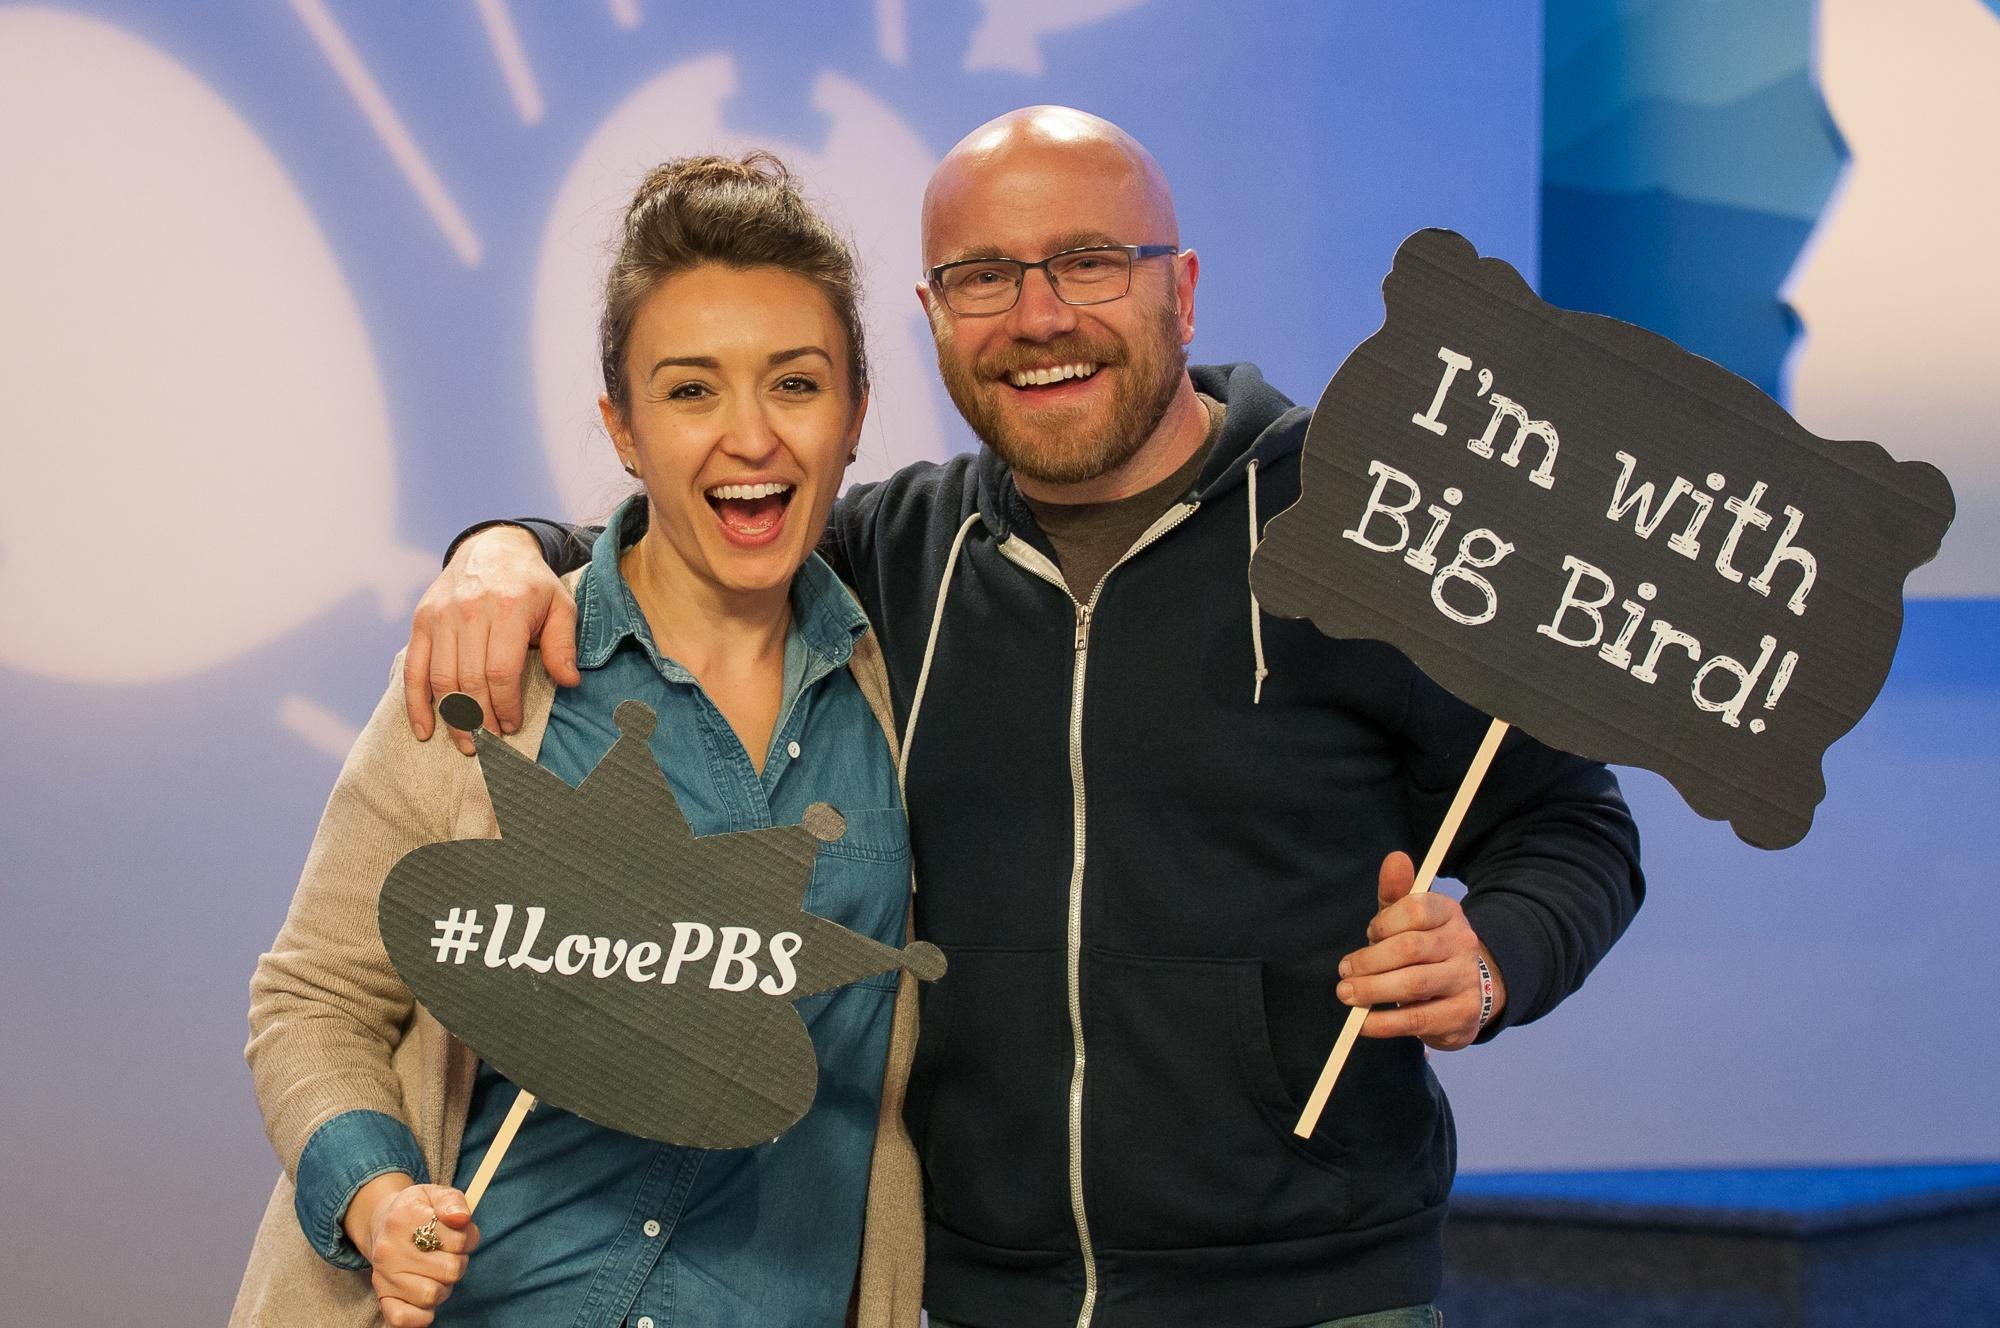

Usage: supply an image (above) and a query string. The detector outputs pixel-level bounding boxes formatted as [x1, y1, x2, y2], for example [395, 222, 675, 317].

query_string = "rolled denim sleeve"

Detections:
[293, 1109, 431, 1269]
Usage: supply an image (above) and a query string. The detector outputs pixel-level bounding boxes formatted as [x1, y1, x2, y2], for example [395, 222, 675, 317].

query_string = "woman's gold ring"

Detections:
[411, 1217, 443, 1252]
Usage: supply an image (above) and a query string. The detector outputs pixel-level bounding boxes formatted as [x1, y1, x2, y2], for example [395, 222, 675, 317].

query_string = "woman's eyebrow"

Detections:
[648, 355, 720, 374]
[646, 348, 831, 375]
[768, 346, 832, 366]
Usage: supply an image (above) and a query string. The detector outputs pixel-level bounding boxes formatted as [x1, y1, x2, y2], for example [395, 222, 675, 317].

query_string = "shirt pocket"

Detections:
[801, 806, 912, 991]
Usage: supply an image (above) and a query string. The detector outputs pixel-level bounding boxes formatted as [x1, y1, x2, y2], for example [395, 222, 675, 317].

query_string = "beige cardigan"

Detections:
[232, 604, 924, 1327]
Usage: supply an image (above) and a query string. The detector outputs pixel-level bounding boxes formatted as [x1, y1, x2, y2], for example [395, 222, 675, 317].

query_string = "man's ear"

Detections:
[1175, 248, 1200, 345]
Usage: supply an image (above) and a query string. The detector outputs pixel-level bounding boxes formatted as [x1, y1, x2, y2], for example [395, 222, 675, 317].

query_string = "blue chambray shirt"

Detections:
[294, 497, 911, 1327]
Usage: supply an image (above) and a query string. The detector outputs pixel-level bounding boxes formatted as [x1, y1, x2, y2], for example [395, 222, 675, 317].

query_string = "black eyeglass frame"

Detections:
[925, 243, 1180, 315]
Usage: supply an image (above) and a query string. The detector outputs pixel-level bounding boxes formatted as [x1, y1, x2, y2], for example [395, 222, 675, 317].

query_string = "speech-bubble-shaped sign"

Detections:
[379, 697, 944, 1149]
[1251, 229, 1955, 849]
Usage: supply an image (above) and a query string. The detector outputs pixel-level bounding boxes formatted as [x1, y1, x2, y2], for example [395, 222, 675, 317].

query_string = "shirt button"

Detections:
[642, 1219, 661, 1238]
[787, 740, 801, 759]
[636, 1318, 655, 1328]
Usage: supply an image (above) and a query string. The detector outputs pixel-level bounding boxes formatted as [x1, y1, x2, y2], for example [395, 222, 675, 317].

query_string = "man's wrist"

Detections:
[1475, 943, 1507, 1027]
[443, 518, 540, 569]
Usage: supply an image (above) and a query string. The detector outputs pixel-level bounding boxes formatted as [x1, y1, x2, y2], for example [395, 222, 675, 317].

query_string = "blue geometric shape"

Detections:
[1543, 0, 1841, 402]
[1540, 184, 1814, 399]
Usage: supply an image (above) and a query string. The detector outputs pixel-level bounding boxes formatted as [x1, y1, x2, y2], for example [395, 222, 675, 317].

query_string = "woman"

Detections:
[232, 154, 922, 1328]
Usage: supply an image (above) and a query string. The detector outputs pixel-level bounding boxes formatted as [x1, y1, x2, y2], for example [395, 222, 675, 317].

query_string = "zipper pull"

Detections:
[1074, 603, 1091, 651]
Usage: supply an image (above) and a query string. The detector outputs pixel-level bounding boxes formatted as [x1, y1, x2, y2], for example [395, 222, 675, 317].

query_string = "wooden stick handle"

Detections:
[1293, 718, 1509, 1139]
[463, 1088, 536, 1213]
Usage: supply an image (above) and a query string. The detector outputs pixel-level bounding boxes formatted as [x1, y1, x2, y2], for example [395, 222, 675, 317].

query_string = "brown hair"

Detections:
[599, 151, 868, 413]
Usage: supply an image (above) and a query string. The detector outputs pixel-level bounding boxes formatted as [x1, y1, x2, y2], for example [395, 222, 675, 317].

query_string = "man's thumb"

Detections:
[543, 590, 582, 687]
[1377, 850, 1417, 910]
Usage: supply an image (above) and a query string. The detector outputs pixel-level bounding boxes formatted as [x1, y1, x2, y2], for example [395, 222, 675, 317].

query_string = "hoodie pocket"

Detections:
[1082, 949, 1352, 1249]
[903, 944, 1077, 1250]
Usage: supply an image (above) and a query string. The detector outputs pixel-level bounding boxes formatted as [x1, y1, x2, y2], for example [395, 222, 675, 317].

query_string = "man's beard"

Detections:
[933, 295, 1187, 487]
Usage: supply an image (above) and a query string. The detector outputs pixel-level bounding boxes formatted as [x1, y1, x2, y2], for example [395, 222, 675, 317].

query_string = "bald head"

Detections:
[921, 106, 1179, 268]
[913, 106, 1207, 503]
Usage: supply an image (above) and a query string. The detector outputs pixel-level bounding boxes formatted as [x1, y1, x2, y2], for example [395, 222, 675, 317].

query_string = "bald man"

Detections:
[409, 109, 1642, 1328]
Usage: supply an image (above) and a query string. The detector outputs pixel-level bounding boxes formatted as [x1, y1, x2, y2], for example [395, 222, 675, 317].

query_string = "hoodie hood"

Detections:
[1188, 361, 1311, 497]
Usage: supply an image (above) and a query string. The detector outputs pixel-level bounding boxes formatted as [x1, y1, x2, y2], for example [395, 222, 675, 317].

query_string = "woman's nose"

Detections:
[717, 398, 783, 462]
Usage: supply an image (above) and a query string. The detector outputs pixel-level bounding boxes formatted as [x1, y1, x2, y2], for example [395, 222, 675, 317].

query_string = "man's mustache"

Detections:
[977, 336, 1125, 379]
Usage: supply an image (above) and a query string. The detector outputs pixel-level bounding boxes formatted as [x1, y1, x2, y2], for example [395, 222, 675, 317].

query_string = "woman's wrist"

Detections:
[341, 1171, 417, 1259]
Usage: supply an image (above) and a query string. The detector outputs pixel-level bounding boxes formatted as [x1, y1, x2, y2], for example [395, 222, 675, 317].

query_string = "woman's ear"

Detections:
[599, 394, 639, 477]
[845, 384, 870, 464]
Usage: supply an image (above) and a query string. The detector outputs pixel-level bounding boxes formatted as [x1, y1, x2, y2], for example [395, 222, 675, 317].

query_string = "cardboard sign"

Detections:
[1251, 229, 1955, 849]
[378, 696, 944, 1149]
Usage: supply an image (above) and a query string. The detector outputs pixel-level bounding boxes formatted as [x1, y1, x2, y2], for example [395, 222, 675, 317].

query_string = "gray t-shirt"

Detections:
[1021, 395, 1224, 601]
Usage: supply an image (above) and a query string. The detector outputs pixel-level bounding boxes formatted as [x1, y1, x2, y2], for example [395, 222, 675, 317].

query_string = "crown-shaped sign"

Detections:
[378, 695, 944, 1150]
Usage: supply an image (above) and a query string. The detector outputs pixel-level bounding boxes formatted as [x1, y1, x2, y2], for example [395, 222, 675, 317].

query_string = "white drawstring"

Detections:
[1247, 459, 1269, 704]
[898, 512, 984, 800]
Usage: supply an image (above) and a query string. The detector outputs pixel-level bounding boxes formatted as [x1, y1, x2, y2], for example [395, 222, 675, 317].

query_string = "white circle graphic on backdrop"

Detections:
[1786, 0, 2000, 595]
[0, 9, 430, 684]
[532, 54, 947, 521]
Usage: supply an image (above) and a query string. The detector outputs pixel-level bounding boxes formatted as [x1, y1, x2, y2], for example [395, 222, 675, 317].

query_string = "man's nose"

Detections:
[1005, 266, 1080, 341]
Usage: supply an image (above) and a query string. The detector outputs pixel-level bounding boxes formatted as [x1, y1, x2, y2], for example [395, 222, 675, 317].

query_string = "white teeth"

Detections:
[706, 482, 792, 500]
[1007, 361, 1099, 388]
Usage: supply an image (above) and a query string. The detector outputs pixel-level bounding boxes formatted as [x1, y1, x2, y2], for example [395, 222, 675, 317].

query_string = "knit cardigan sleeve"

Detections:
[245, 653, 476, 1176]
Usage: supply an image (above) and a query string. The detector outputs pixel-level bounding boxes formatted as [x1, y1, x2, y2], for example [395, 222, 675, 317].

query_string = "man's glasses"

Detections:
[927, 244, 1179, 316]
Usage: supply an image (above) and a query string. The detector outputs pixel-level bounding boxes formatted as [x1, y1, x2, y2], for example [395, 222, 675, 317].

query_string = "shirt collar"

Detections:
[574, 495, 868, 676]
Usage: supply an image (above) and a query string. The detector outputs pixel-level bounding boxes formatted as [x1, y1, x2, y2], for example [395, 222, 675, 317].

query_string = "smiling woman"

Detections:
[234, 154, 923, 1328]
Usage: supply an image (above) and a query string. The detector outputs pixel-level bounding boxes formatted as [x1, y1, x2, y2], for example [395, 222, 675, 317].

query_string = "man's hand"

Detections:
[1337, 850, 1506, 1052]
[405, 525, 580, 754]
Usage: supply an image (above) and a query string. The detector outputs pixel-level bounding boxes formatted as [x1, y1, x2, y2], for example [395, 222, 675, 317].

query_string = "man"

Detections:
[409, 107, 1642, 1328]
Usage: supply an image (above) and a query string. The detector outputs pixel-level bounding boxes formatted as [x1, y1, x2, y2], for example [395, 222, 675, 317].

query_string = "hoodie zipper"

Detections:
[995, 498, 1198, 1328]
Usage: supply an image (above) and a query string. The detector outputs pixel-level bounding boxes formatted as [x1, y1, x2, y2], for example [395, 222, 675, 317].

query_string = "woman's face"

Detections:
[602, 264, 864, 602]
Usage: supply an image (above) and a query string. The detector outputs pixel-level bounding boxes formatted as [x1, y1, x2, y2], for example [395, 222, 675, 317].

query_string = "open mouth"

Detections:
[705, 481, 795, 540]
[1005, 361, 1102, 391]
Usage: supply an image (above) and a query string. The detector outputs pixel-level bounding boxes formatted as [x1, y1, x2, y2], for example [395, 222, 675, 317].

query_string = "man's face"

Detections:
[919, 139, 1195, 488]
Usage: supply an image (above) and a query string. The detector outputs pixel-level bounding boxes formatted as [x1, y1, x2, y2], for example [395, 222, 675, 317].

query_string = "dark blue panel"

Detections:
[1540, 184, 1815, 398]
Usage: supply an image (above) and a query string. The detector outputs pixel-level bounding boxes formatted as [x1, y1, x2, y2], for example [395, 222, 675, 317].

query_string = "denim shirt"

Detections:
[293, 497, 911, 1327]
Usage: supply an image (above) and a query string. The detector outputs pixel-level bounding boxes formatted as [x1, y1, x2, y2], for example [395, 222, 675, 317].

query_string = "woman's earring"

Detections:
[622, 462, 639, 477]
[847, 450, 858, 464]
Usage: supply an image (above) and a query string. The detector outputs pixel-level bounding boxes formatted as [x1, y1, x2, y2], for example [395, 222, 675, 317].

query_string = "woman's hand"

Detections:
[343, 1174, 481, 1327]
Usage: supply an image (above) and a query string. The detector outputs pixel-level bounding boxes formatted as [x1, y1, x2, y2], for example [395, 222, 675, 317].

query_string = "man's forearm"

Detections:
[444, 518, 598, 575]
[1456, 769, 1643, 1037]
